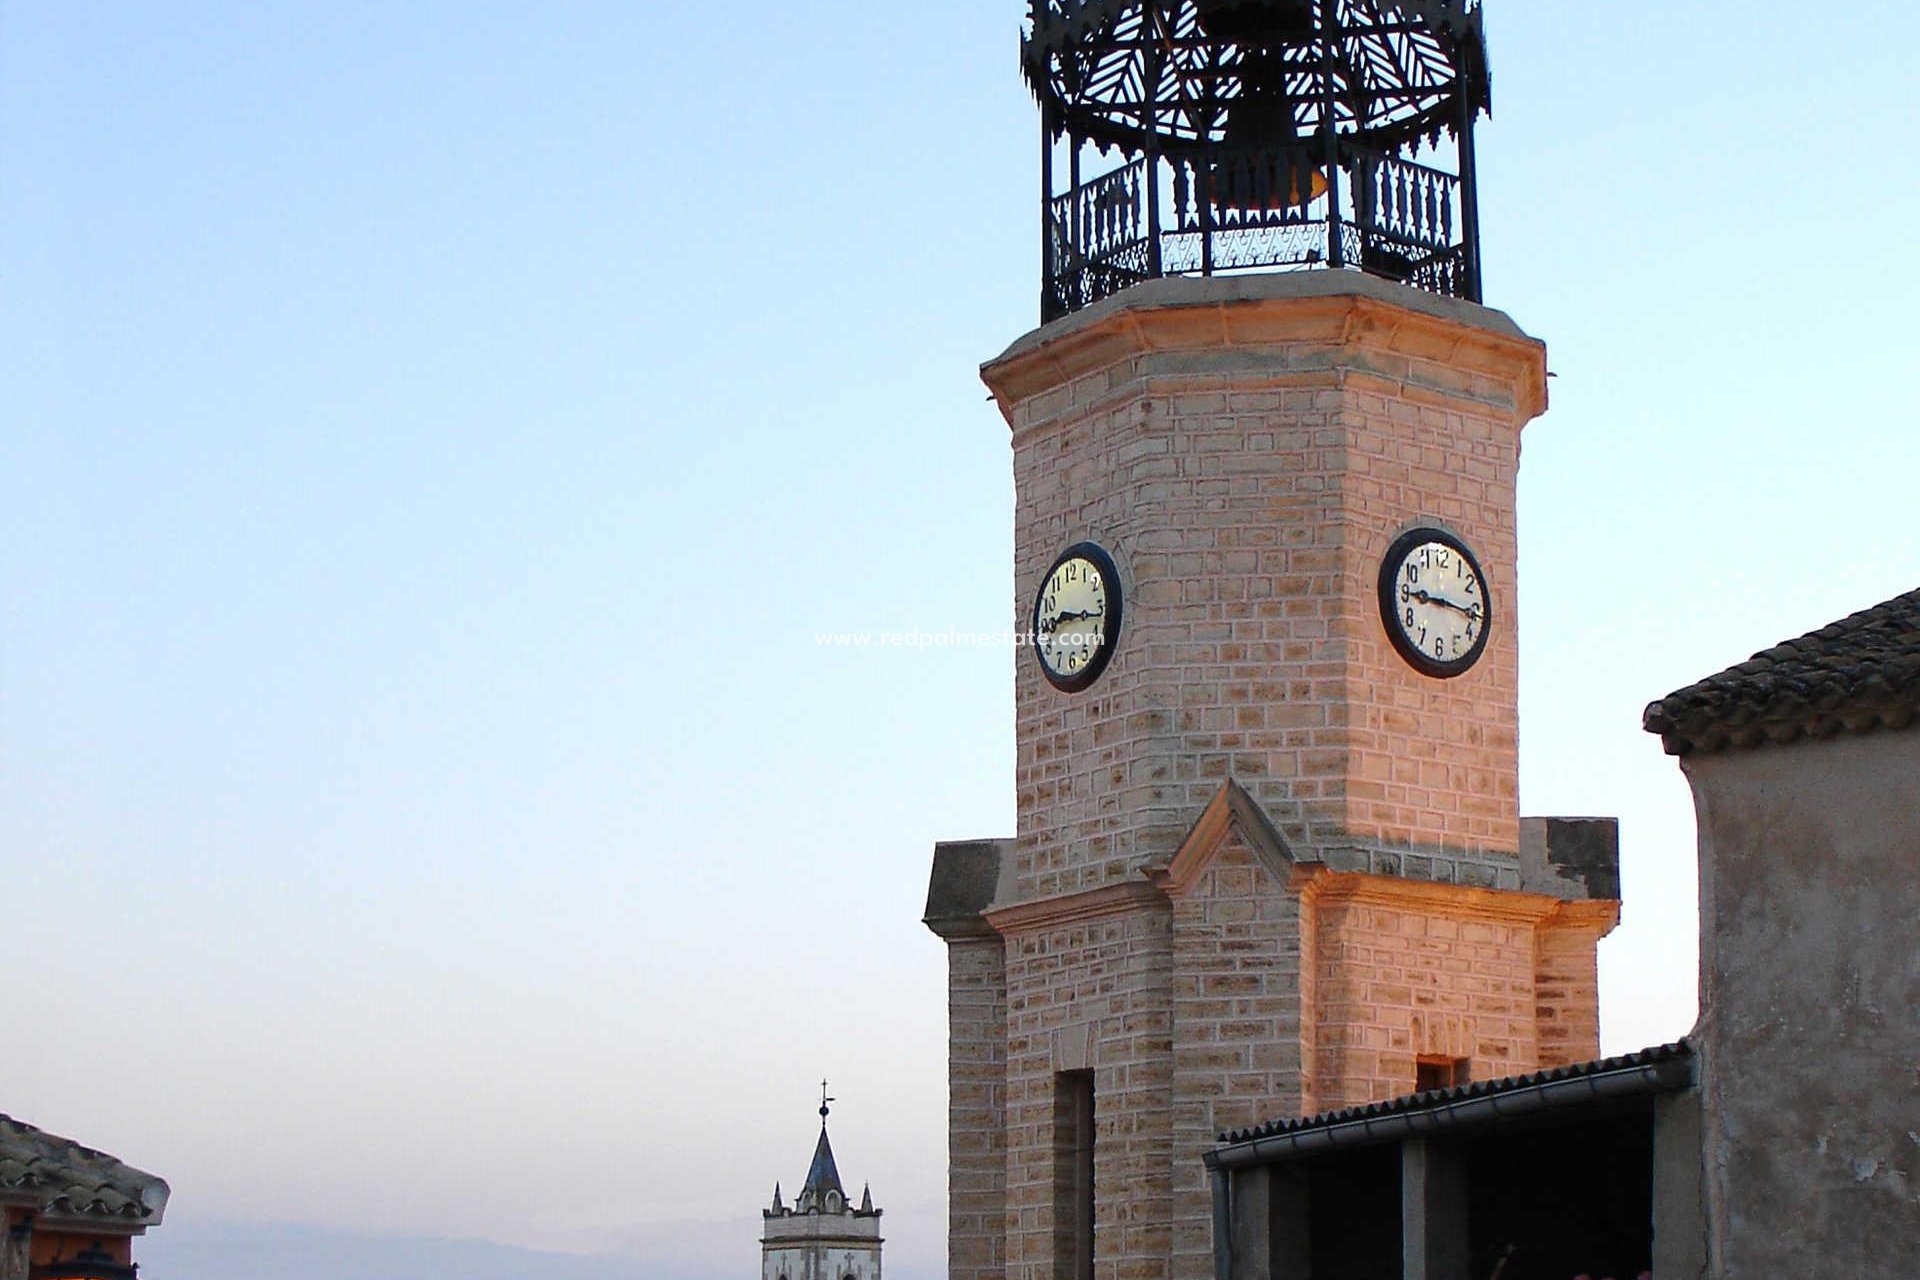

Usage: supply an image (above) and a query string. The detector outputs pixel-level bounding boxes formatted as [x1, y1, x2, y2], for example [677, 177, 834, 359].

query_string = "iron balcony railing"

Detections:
[1043, 141, 1475, 321]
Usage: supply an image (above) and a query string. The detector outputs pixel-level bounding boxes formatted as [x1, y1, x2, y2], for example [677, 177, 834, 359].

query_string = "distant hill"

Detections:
[137, 1222, 727, 1280]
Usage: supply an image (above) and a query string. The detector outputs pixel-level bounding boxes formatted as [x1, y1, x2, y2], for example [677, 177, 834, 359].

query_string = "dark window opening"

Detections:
[1416, 1055, 1471, 1092]
[1466, 1104, 1656, 1280]
[1054, 1070, 1095, 1280]
[1307, 1146, 1403, 1280]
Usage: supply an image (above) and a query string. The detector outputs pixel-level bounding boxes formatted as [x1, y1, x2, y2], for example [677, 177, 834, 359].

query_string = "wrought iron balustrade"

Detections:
[1046, 159, 1154, 318]
[1044, 140, 1476, 321]
[1026, 0, 1491, 324]
[1349, 145, 1469, 294]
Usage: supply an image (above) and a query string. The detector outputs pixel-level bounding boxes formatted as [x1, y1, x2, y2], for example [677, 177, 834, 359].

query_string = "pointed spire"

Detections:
[771, 1182, 785, 1212]
[859, 1182, 873, 1213]
[801, 1123, 845, 1207]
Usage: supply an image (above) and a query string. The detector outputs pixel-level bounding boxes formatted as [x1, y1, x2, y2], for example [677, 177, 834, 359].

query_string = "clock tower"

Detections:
[925, 6, 1620, 1280]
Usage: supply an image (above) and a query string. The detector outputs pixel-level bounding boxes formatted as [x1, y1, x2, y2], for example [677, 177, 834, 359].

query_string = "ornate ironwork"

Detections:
[1047, 160, 1155, 316]
[1025, 0, 1490, 321]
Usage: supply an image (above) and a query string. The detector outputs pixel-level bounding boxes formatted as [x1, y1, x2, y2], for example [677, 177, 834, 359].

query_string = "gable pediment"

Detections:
[1149, 779, 1307, 897]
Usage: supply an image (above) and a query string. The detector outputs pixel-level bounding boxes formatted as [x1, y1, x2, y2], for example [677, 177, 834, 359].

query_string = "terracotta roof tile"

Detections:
[1642, 588, 1920, 756]
[0, 1114, 169, 1227]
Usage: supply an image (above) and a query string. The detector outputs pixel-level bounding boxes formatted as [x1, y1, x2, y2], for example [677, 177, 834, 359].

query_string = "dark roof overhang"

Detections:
[1644, 587, 1920, 756]
[1206, 1041, 1694, 1170]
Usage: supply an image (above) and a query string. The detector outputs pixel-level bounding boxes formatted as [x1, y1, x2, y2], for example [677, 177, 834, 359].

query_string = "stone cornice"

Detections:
[924, 914, 1002, 942]
[1542, 898, 1623, 934]
[981, 273, 1547, 425]
[1295, 867, 1618, 933]
[982, 879, 1168, 935]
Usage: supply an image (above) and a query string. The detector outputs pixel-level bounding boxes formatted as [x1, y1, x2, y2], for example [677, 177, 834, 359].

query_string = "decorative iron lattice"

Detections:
[1162, 222, 1358, 274]
[1352, 146, 1457, 251]
[1046, 159, 1155, 314]
[1024, 0, 1489, 321]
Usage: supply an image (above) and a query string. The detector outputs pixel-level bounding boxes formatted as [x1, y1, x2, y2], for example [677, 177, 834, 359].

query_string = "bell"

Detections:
[1193, 0, 1315, 43]
[1210, 153, 1327, 212]
[1211, 31, 1324, 213]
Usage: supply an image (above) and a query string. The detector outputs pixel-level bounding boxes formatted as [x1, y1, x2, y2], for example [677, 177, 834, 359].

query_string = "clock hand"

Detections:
[1051, 608, 1103, 624]
[1410, 587, 1479, 618]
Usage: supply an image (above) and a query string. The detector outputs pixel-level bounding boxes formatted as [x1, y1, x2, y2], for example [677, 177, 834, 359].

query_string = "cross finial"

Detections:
[819, 1078, 834, 1122]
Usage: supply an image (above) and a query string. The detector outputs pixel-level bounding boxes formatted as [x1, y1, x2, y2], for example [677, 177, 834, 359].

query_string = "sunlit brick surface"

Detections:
[934, 278, 1612, 1280]
[998, 283, 1545, 903]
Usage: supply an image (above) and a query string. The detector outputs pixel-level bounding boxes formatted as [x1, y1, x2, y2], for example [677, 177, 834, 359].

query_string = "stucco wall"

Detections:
[1684, 727, 1920, 1276]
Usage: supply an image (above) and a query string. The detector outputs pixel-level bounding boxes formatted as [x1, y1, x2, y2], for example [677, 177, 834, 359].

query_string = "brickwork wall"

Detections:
[998, 905, 1173, 1280]
[1306, 882, 1542, 1109]
[946, 936, 1008, 1280]
[958, 279, 1580, 1280]
[998, 289, 1546, 910]
[1167, 830, 1308, 1280]
[1533, 914, 1609, 1068]
[1335, 369, 1523, 865]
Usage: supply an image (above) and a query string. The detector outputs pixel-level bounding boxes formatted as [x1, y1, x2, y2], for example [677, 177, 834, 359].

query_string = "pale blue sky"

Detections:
[4, 4, 1919, 1278]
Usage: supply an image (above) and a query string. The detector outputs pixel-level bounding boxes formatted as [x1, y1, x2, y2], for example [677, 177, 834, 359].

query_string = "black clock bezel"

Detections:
[1378, 526, 1492, 679]
[1032, 541, 1123, 693]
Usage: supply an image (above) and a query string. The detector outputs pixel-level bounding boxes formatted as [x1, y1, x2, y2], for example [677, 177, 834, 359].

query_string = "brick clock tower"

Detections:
[923, 5, 1620, 1280]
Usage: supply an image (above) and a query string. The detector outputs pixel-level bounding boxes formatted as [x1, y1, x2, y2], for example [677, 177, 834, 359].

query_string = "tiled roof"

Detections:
[0, 1114, 169, 1226]
[1219, 1041, 1693, 1145]
[1643, 588, 1920, 756]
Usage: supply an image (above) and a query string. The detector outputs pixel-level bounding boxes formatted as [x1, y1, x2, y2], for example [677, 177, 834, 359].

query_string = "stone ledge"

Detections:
[982, 272, 1547, 424]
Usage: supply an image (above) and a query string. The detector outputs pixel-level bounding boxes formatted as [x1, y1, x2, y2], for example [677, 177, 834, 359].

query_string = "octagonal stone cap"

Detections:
[982, 271, 1547, 425]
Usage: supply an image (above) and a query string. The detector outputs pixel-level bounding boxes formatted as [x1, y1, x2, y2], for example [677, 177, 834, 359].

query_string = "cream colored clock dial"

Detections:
[1380, 528, 1490, 678]
[1032, 543, 1122, 691]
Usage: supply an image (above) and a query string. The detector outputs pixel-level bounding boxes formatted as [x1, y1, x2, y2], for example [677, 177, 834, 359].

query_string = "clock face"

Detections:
[1032, 542, 1122, 692]
[1379, 527, 1491, 678]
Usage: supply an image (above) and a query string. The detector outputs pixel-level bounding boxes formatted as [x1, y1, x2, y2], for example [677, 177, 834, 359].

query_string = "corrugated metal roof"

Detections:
[1219, 1040, 1694, 1146]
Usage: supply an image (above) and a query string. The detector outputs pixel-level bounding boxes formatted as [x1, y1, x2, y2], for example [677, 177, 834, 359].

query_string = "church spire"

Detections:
[798, 1079, 844, 1208]
[761, 1083, 882, 1279]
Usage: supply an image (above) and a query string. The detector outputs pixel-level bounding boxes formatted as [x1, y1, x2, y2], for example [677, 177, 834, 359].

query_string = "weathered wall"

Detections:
[0, 1210, 25, 1280]
[1684, 727, 1920, 1277]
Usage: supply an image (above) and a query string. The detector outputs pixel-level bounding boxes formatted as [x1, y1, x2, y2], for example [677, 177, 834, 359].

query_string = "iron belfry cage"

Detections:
[1024, 0, 1491, 322]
